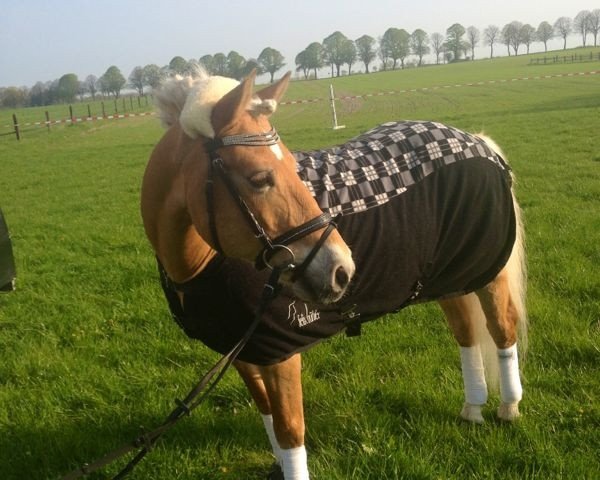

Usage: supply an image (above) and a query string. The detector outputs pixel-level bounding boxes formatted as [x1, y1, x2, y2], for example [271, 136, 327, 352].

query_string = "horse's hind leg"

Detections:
[475, 268, 523, 421]
[439, 293, 489, 424]
[236, 354, 308, 479]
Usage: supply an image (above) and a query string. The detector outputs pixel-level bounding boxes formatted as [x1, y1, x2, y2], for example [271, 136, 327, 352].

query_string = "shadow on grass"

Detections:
[1, 406, 272, 480]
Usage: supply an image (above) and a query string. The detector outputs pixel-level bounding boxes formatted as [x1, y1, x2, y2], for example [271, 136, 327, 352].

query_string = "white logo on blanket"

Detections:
[287, 300, 321, 327]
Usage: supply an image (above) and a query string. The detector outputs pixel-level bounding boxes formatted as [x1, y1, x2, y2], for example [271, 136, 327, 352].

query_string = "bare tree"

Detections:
[85, 75, 98, 100]
[466, 26, 480, 60]
[589, 9, 600, 46]
[574, 10, 591, 46]
[483, 25, 500, 58]
[536, 21, 554, 52]
[430, 32, 444, 64]
[129, 66, 145, 96]
[554, 16, 572, 50]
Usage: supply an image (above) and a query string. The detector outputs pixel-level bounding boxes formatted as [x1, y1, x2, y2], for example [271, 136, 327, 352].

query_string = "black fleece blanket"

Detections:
[159, 121, 516, 365]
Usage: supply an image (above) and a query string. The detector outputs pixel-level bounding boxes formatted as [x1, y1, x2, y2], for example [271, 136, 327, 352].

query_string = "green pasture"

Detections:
[1, 49, 599, 479]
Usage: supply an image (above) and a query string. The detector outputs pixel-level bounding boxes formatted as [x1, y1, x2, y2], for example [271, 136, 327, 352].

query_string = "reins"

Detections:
[61, 127, 341, 479]
[62, 265, 287, 480]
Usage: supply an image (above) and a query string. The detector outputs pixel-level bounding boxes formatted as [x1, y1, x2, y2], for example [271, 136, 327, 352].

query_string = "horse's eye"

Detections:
[248, 170, 274, 191]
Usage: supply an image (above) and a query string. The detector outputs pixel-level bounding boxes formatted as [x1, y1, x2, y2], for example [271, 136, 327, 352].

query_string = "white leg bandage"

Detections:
[280, 445, 309, 480]
[460, 346, 488, 405]
[498, 344, 523, 404]
[261, 414, 282, 464]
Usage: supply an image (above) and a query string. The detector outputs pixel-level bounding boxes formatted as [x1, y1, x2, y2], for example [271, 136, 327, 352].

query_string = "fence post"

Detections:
[329, 84, 345, 130]
[137, 96, 141, 108]
[12, 114, 20, 141]
[45, 111, 50, 133]
[69, 105, 74, 124]
[87, 104, 92, 119]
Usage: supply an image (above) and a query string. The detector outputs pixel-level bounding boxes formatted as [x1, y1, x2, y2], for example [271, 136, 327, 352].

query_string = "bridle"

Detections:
[204, 127, 340, 280]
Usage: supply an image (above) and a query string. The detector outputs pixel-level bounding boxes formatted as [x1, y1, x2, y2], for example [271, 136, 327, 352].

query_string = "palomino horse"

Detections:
[142, 70, 526, 480]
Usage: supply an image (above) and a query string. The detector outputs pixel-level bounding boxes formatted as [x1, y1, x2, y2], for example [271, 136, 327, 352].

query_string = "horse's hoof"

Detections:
[267, 462, 284, 480]
[460, 403, 485, 424]
[497, 402, 521, 421]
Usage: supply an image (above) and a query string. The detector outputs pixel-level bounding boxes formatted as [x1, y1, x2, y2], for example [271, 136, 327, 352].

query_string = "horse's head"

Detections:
[175, 70, 354, 304]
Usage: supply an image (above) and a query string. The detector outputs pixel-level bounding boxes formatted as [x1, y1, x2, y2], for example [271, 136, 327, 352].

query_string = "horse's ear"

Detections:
[212, 69, 257, 136]
[255, 71, 291, 103]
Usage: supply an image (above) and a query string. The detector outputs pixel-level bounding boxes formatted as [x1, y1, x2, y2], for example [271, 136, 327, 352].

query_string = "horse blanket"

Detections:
[159, 121, 516, 365]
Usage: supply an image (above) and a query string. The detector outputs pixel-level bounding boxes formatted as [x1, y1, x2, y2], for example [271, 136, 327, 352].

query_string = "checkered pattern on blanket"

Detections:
[293, 121, 509, 215]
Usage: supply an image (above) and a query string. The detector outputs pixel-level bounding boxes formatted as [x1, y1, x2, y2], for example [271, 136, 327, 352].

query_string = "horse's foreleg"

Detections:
[259, 353, 308, 480]
[476, 269, 523, 421]
[234, 360, 283, 469]
[439, 293, 488, 424]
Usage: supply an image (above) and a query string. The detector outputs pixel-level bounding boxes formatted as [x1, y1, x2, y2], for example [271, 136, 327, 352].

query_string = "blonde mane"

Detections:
[154, 68, 278, 139]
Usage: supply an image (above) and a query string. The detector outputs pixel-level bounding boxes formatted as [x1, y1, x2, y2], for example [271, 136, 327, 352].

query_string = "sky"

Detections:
[0, 0, 597, 88]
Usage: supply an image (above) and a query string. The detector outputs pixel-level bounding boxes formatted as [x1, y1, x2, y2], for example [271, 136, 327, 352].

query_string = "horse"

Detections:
[141, 69, 527, 480]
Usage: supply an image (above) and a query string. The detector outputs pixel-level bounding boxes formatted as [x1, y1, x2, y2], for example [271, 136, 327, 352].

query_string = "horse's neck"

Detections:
[142, 128, 217, 284]
[153, 206, 217, 284]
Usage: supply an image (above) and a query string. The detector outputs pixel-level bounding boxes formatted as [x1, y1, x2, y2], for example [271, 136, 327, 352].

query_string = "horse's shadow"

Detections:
[3, 404, 272, 480]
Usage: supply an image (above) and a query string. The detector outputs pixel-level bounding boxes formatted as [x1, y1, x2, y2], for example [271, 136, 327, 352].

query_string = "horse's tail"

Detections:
[474, 134, 528, 388]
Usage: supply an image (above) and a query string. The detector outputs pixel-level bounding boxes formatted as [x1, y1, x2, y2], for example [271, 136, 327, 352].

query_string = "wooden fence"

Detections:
[1, 96, 153, 141]
[529, 52, 600, 65]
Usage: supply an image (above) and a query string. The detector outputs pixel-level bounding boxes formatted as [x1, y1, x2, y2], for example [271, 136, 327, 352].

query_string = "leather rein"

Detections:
[61, 128, 340, 480]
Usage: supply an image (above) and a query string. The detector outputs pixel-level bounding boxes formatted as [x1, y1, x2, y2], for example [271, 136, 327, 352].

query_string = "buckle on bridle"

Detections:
[261, 244, 296, 271]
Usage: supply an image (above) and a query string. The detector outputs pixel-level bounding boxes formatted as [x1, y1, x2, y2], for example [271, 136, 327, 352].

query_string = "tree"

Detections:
[554, 17, 572, 50]
[483, 25, 500, 58]
[142, 64, 164, 90]
[355, 35, 377, 73]
[430, 32, 444, 64]
[129, 66, 145, 95]
[199, 55, 214, 74]
[258, 47, 285, 83]
[57, 73, 79, 103]
[304, 42, 325, 79]
[574, 10, 591, 46]
[589, 9, 600, 46]
[85, 75, 98, 100]
[501, 21, 523, 56]
[169, 56, 188, 75]
[520, 24, 536, 54]
[466, 26, 480, 60]
[381, 28, 410, 69]
[323, 31, 349, 76]
[295, 50, 310, 79]
[536, 21, 554, 52]
[1, 86, 28, 108]
[410, 29, 430, 66]
[341, 38, 357, 74]
[226, 51, 246, 79]
[445, 23, 466, 61]
[100, 66, 126, 98]
[212, 53, 228, 76]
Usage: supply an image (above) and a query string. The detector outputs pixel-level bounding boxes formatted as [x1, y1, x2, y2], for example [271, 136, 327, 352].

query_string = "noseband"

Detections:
[204, 128, 340, 278]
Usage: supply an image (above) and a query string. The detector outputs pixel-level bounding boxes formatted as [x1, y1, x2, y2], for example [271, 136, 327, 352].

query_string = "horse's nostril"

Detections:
[335, 266, 350, 289]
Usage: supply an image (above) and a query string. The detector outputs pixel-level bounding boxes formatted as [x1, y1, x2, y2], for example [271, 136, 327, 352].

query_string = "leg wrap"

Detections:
[280, 446, 309, 480]
[262, 414, 282, 464]
[460, 346, 488, 406]
[498, 344, 523, 404]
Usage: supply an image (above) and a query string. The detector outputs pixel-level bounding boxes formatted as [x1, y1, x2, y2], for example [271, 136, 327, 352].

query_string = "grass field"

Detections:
[1, 48, 599, 479]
